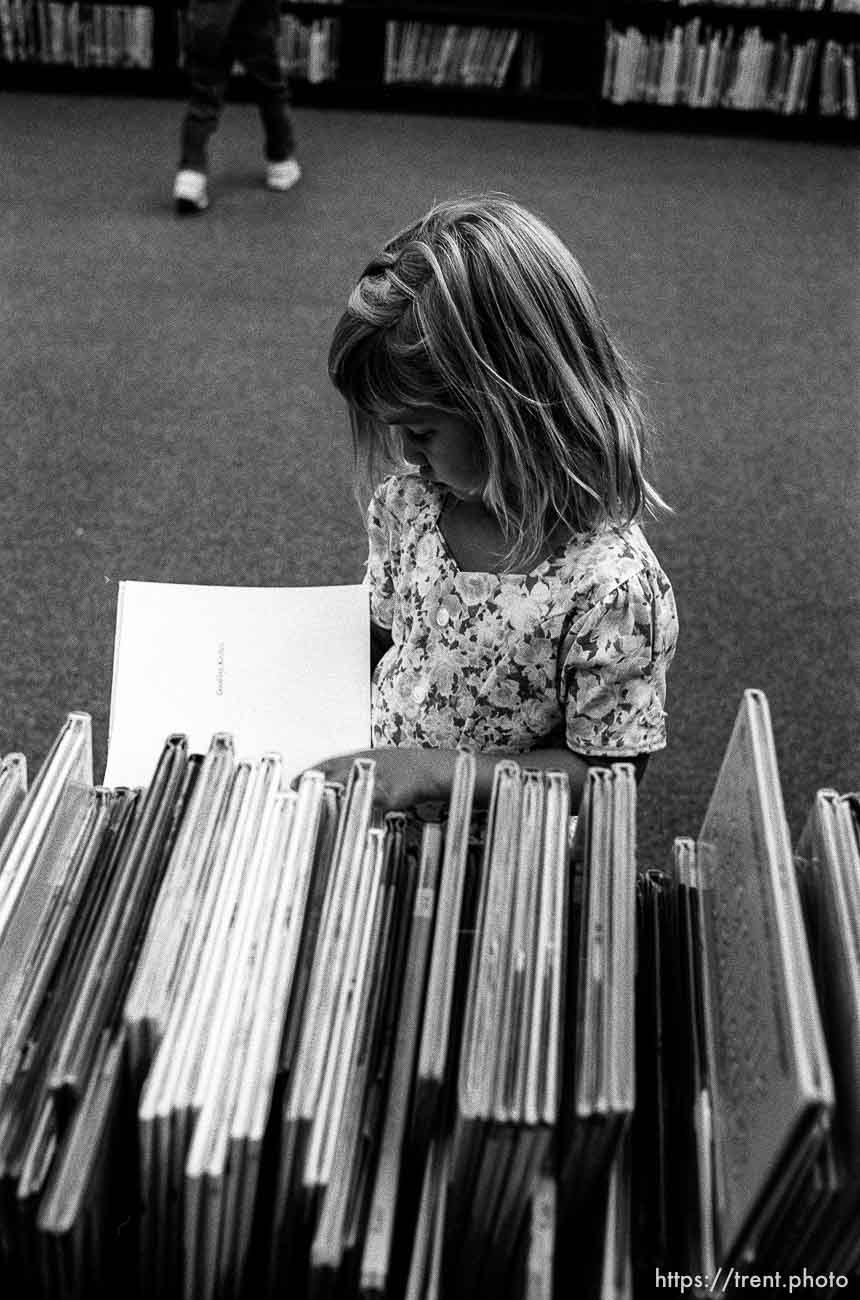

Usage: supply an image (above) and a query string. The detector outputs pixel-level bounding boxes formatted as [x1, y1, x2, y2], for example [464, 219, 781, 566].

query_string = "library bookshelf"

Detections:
[1, 0, 858, 141]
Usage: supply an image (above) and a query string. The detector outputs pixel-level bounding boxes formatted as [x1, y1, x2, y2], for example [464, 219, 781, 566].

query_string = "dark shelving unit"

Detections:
[1, 0, 857, 141]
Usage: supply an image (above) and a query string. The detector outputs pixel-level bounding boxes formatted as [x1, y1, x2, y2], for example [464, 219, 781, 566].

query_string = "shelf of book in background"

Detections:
[382, 22, 537, 92]
[281, 12, 340, 84]
[0, 0, 159, 73]
[599, 1, 860, 137]
[379, 16, 604, 120]
[1, 0, 855, 140]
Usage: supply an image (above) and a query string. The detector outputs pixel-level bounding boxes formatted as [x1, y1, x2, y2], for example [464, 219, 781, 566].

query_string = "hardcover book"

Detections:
[104, 580, 371, 789]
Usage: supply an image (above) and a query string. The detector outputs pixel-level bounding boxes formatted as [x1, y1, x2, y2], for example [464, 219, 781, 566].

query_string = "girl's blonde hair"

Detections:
[329, 193, 668, 569]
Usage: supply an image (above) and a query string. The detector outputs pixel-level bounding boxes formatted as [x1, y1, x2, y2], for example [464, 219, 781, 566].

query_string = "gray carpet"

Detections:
[1, 92, 858, 865]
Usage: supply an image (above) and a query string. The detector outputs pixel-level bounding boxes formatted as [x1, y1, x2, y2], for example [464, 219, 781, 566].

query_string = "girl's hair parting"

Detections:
[328, 193, 669, 569]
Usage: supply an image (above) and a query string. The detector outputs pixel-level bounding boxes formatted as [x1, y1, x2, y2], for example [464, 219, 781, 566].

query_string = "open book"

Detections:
[104, 581, 371, 788]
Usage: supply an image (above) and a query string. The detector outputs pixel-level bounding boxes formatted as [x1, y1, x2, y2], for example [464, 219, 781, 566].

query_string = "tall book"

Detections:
[695, 689, 834, 1266]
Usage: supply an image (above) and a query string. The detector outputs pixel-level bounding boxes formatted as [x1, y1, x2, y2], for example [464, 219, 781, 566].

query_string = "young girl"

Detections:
[313, 194, 678, 811]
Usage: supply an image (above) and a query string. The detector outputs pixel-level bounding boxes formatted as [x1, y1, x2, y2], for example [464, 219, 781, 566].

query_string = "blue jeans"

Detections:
[179, 0, 296, 171]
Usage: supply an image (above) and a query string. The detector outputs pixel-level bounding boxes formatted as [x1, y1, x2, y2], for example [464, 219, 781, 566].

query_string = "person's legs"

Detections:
[178, 0, 241, 172]
[230, 0, 297, 164]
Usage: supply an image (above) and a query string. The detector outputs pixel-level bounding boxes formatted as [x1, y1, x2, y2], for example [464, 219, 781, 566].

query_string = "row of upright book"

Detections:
[382, 23, 542, 92]
[0, 689, 857, 1297]
[281, 15, 339, 84]
[0, 0, 152, 68]
[602, 21, 855, 114]
[0, 709, 632, 1298]
[818, 37, 859, 111]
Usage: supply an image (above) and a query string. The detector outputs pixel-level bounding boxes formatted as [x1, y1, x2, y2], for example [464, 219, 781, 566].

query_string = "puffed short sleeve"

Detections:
[364, 479, 400, 630]
[559, 569, 678, 756]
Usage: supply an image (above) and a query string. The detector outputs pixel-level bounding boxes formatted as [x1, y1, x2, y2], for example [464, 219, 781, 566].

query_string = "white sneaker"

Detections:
[173, 169, 209, 214]
[266, 158, 301, 192]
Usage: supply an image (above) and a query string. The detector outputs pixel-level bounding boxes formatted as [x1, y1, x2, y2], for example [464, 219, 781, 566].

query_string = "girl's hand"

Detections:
[299, 746, 450, 811]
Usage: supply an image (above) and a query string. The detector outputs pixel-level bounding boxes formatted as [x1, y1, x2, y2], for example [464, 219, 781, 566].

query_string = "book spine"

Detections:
[494, 28, 519, 89]
[783, 39, 805, 112]
[658, 25, 683, 105]
[678, 17, 700, 104]
[796, 36, 819, 111]
[307, 20, 324, 85]
[843, 46, 858, 118]
[0, 0, 13, 61]
[819, 38, 840, 113]
[645, 31, 664, 104]
[601, 25, 616, 100]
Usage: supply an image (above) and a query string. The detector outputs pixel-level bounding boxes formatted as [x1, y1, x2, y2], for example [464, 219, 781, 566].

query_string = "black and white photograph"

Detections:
[0, 6, 858, 1296]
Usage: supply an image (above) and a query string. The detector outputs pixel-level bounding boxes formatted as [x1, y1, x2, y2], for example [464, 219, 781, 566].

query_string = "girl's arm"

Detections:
[306, 745, 647, 812]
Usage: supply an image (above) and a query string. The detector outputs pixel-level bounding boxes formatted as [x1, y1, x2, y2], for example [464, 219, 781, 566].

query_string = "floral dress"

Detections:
[366, 473, 678, 758]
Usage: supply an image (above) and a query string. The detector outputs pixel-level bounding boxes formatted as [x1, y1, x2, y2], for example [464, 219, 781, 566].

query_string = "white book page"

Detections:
[104, 581, 370, 789]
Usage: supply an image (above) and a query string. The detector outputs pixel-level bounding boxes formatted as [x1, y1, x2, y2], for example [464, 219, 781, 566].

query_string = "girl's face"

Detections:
[391, 410, 486, 501]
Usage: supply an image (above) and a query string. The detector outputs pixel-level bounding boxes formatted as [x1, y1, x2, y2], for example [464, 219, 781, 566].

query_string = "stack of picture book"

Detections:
[0, 716, 637, 1299]
[0, 577, 857, 1298]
